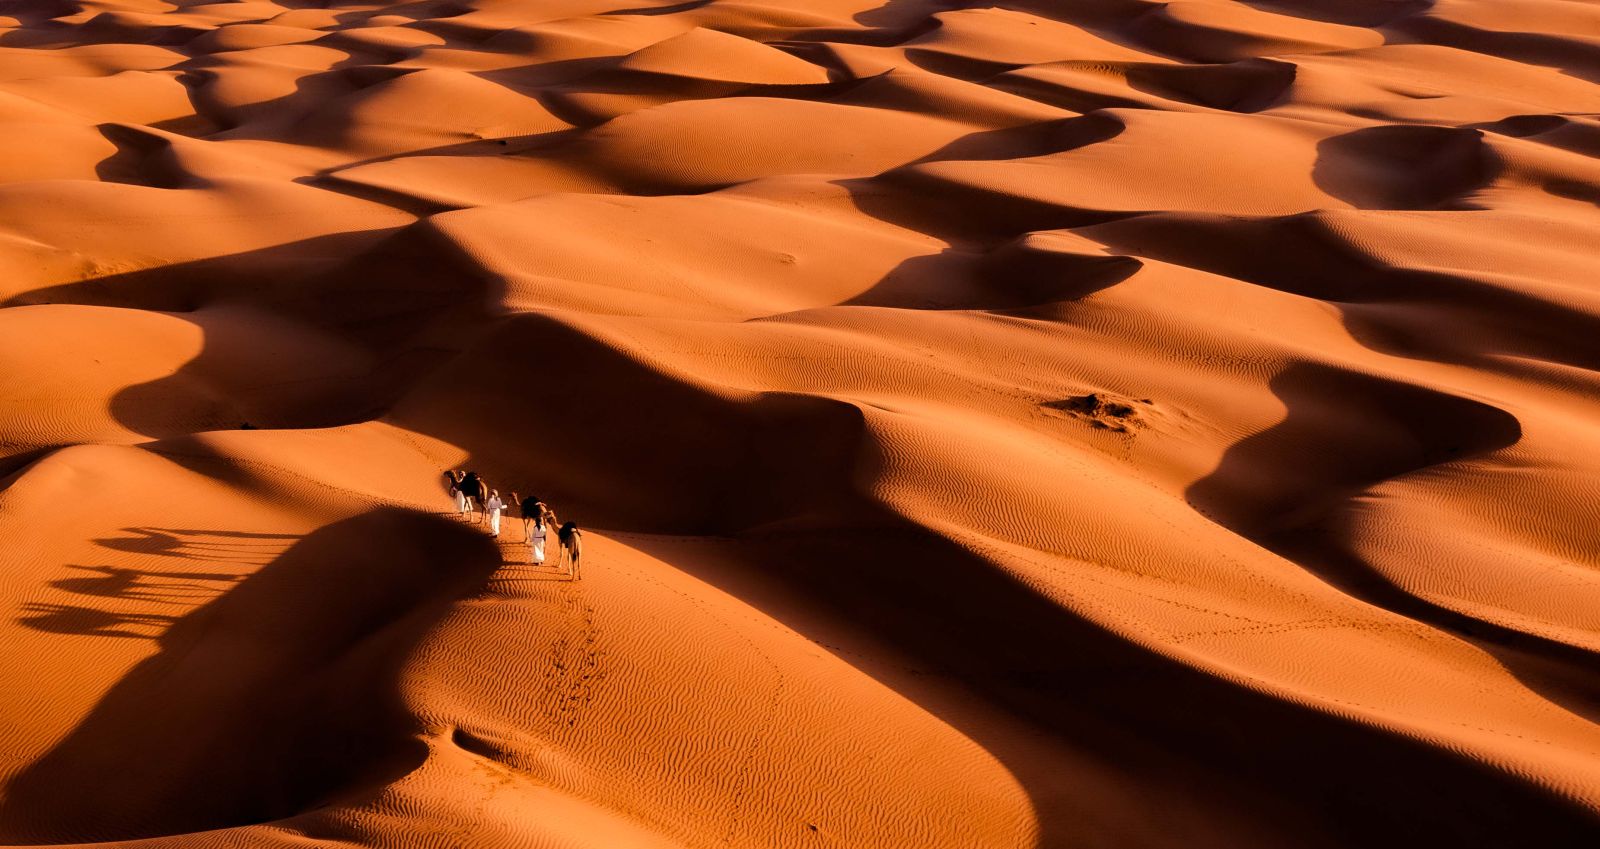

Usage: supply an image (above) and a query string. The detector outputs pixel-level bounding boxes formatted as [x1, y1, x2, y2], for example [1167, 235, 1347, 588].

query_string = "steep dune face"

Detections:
[0, 1, 1598, 847]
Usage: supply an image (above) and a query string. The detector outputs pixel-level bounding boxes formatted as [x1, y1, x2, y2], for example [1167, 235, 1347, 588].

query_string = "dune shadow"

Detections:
[836, 241, 1140, 310]
[832, 113, 1132, 247]
[816, 113, 1137, 310]
[1185, 361, 1600, 726]
[902, 46, 1024, 82]
[3, 224, 497, 439]
[852, 0, 965, 29]
[643, 515, 1600, 848]
[388, 311, 871, 534]
[364, 287, 1571, 844]
[1234, 0, 1434, 27]
[93, 124, 179, 187]
[754, 0, 948, 48]
[531, 68, 864, 128]
[1393, 14, 1600, 84]
[1185, 362, 1523, 534]
[1, 229, 400, 313]
[0, 508, 501, 844]
[602, 0, 715, 17]
[1078, 210, 1600, 375]
[2, 5, 1595, 843]
[908, 113, 1125, 168]
[1124, 58, 1297, 113]
[1312, 125, 1500, 210]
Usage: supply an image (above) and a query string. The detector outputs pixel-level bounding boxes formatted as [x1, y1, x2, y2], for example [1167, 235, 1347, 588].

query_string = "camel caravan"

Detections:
[444, 470, 583, 580]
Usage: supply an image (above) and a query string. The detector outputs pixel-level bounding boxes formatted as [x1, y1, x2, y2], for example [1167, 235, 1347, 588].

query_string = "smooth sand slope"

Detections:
[0, 0, 1599, 846]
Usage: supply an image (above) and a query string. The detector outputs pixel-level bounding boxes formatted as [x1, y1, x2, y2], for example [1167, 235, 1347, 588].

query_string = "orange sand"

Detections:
[0, 1, 1598, 846]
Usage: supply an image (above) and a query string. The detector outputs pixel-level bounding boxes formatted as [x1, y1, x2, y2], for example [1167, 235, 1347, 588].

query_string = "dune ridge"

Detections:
[0, 0, 1598, 846]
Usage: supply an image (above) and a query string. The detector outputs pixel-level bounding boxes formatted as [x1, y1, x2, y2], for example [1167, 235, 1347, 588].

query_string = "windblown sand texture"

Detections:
[0, 0, 1598, 846]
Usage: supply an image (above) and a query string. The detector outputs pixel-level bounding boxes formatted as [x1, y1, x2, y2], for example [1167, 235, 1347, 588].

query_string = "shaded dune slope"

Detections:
[0, 1, 1599, 847]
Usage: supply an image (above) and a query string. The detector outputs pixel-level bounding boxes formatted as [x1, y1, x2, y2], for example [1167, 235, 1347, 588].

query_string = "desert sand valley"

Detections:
[0, 0, 1598, 846]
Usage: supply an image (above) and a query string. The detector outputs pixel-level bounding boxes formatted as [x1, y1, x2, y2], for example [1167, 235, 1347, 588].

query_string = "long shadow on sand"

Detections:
[1186, 361, 1600, 727]
[2, 225, 493, 439]
[0, 509, 500, 844]
[1311, 125, 1500, 211]
[771, 157, 1600, 843]
[642, 515, 1600, 849]
[390, 302, 1600, 844]
[93, 527, 301, 564]
[47, 564, 239, 606]
[6, 90, 1596, 847]
[343, 286, 1598, 844]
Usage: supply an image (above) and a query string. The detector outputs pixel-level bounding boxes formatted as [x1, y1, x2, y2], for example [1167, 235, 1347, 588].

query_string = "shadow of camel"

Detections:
[47, 564, 241, 605]
[17, 602, 178, 640]
[0, 508, 500, 844]
[94, 528, 301, 563]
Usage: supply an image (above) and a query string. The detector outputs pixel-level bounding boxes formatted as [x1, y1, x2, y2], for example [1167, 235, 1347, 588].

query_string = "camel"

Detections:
[444, 470, 467, 517]
[459, 471, 485, 522]
[512, 492, 540, 542]
[558, 522, 583, 580]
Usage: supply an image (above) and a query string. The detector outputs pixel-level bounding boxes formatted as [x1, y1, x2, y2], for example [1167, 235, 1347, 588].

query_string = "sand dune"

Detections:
[0, 0, 1598, 846]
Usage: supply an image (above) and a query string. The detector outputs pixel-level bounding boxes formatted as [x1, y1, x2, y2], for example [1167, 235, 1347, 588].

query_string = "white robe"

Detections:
[529, 525, 547, 563]
[485, 497, 505, 535]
